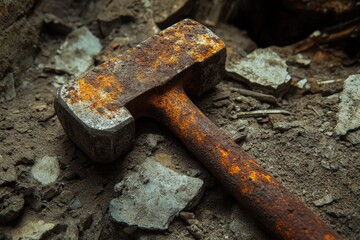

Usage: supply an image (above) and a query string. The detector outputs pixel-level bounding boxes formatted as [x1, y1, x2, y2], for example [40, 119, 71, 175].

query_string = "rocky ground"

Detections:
[1, 0, 359, 240]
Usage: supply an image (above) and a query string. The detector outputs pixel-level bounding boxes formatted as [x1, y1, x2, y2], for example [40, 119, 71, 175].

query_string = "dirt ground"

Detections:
[1, 0, 359, 240]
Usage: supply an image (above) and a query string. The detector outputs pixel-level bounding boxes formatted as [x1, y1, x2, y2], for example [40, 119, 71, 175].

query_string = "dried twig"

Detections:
[230, 87, 279, 105]
[236, 109, 291, 118]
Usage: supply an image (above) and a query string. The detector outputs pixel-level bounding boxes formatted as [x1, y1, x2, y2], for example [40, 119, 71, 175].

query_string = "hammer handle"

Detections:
[144, 82, 341, 240]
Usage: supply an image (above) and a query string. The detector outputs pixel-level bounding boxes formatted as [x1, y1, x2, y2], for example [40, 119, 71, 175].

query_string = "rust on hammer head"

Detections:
[55, 19, 226, 162]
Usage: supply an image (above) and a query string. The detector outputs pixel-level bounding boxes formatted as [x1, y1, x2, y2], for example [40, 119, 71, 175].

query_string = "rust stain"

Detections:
[229, 164, 241, 175]
[68, 74, 123, 117]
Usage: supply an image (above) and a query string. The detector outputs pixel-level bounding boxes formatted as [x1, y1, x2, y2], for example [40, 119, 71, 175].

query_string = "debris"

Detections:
[221, 119, 248, 143]
[234, 109, 291, 118]
[294, 17, 360, 53]
[68, 196, 82, 210]
[145, 133, 164, 152]
[45, 27, 102, 76]
[230, 205, 269, 240]
[43, 13, 73, 35]
[269, 115, 302, 132]
[109, 158, 204, 230]
[0, 189, 25, 224]
[226, 48, 292, 95]
[0, 73, 16, 103]
[31, 156, 60, 185]
[179, 211, 196, 225]
[11, 216, 61, 240]
[151, 0, 192, 26]
[64, 223, 79, 240]
[187, 224, 204, 240]
[313, 194, 334, 207]
[292, 53, 312, 66]
[0, 154, 17, 186]
[97, 37, 132, 63]
[230, 87, 278, 105]
[346, 130, 360, 145]
[78, 212, 93, 232]
[335, 74, 360, 144]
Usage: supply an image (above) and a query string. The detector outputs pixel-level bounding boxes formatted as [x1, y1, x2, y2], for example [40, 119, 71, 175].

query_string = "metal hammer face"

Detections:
[55, 19, 226, 162]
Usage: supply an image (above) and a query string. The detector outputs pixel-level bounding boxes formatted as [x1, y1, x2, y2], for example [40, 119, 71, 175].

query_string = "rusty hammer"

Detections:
[55, 19, 341, 240]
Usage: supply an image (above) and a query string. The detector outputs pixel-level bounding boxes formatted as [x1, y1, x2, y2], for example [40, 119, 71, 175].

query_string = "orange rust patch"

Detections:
[228, 164, 240, 175]
[248, 170, 278, 185]
[69, 74, 123, 116]
[324, 234, 337, 240]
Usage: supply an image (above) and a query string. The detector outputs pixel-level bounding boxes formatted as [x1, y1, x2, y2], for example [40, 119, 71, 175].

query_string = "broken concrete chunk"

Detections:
[31, 156, 60, 185]
[46, 27, 101, 76]
[313, 194, 334, 207]
[226, 48, 291, 95]
[11, 216, 59, 240]
[335, 74, 360, 144]
[0, 73, 16, 103]
[109, 158, 204, 230]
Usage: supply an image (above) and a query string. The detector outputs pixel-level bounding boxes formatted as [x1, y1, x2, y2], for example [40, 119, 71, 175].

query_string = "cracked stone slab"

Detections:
[46, 27, 102, 76]
[335, 74, 360, 144]
[226, 48, 291, 95]
[109, 158, 204, 230]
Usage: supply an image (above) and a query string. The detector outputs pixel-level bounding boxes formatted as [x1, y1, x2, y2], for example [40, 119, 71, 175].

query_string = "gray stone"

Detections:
[230, 205, 269, 240]
[226, 48, 291, 94]
[69, 196, 82, 210]
[11, 216, 58, 240]
[0, 73, 16, 103]
[335, 74, 360, 144]
[109, 158, 204, 230]
[46, 27, 102, 76]
[313, 194, 334, 207]
[31, 156, 60, 185]
[0, 189, 25, 224]
[346, 130, 360, 145]
[145, 133, 164, 151]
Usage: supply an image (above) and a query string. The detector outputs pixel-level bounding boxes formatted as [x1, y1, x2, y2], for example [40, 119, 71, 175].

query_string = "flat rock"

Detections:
[230, 205, 269, 240]
[11, 216, 58, 240]
[109, 158, 204, 230]
[335, 74, 360, 144]
[46, 27, 102, 76]
[226, 48, 291, 95]
[31, 156, 60, 185]
[0, 189, 25, 224]
[313, 194, 334, 207]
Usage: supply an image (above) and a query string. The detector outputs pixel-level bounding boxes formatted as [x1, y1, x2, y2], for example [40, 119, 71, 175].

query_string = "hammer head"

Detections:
[55, 19, 226, 162]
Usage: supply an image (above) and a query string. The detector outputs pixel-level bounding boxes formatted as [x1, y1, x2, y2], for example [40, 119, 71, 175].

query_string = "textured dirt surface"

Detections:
[1, 0, 359, 240]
